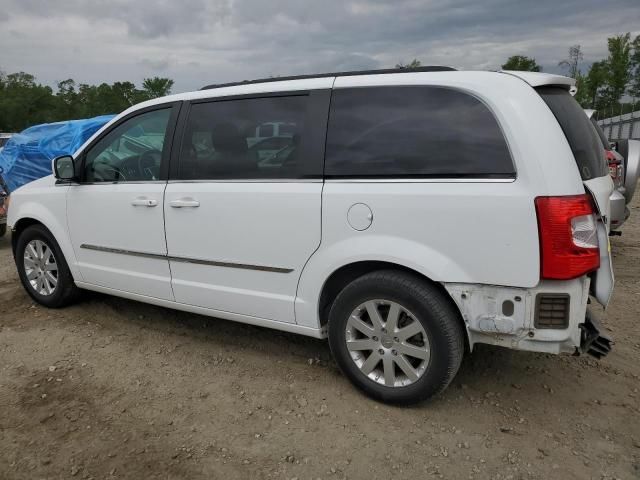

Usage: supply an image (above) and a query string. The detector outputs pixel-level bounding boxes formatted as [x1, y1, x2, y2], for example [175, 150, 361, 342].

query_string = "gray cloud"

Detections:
[11, 0, 230, 38]
[0, 0, 638, 93]
[137, 58, 171, 71]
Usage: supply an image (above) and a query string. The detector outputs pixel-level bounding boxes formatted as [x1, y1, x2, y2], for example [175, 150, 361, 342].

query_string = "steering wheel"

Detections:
[138, 150, 162, 180]
[91, 151, 127, 182]
[92, 163, 127, 182]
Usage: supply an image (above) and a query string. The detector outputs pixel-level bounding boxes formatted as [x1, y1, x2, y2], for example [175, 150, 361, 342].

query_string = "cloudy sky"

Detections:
[0, 0, 638, 93]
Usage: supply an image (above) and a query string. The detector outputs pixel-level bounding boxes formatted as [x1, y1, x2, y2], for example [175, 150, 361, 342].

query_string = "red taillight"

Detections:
[535, 195, 600, 280]
[606, 150, 621, 183]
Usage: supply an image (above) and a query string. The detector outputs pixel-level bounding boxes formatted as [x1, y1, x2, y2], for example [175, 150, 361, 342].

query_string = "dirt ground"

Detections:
[1, 200, 639, 480]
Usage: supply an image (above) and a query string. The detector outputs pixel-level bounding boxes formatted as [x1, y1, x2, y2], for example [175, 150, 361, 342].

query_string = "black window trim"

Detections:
[322, 85, 518, 181]
[76, 101, 182, 184]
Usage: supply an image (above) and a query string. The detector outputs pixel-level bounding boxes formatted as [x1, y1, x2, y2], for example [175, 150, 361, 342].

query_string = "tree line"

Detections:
[0, 73, 174, 132]
[3, 32, 640, 132]
[401, 33, 640, 118]
[500, 33, 640, 117]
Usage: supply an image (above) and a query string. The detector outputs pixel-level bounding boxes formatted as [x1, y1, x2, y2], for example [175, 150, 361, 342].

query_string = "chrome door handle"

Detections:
[169, 198, 200, 208]
[131, 197, 158, 207]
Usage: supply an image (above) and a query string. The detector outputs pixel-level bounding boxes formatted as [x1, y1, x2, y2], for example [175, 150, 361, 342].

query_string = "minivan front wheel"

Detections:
[15, 224, 79, 308]
[328, 270, 465, 404]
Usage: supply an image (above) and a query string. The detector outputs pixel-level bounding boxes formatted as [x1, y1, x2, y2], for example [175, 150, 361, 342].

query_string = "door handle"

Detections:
[169, 198, 200, 208]
[131, 197, 158, 207]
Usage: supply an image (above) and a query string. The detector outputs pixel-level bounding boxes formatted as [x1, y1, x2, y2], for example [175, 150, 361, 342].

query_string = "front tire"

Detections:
[328, 270, 465, 405]
[15, 224, 79, 308]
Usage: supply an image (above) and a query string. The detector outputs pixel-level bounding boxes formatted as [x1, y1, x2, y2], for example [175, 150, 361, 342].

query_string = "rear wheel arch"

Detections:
[326, 268, 466, 403]
[318, 261, 469, 347]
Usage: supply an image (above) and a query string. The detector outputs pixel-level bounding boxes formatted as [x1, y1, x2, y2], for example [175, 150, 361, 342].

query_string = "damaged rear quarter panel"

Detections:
[444, 279, 589, 354]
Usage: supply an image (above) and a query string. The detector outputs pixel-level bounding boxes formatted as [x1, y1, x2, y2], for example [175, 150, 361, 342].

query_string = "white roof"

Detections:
[131, 70, 576, 113]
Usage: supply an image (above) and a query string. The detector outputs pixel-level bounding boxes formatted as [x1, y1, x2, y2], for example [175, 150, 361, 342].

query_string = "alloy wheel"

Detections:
[345, 300, 431, 387]
[23, 239, 58, 296]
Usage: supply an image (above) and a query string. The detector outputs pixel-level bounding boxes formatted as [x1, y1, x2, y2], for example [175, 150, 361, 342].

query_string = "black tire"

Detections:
[0, 222, 6, 237]
[328, 270, 465, 405]
[15, 224, 80, 308]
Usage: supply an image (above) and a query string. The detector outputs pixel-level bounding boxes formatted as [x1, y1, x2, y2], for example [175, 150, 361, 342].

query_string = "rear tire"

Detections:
[328, 270, 465, 405]
[15, 224, 80, 308]
[0, 223, 6, 237]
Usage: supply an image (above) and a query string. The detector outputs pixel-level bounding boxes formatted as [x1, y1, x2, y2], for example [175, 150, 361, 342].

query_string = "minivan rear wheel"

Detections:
[328, 270, 464, 404]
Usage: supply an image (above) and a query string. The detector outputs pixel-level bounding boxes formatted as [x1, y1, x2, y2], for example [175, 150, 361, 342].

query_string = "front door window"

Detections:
[84, 108, 171, 183]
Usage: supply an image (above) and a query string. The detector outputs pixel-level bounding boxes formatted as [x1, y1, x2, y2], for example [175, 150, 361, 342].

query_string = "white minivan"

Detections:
[7, 67, 615, 404]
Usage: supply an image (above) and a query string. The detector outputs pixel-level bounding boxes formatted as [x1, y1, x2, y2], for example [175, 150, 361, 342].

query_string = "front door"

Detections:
[67, 105, 178, 300]
[164, 90, 329, 322]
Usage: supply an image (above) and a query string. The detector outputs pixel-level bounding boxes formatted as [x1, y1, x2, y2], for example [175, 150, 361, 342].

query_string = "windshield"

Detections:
[537, 87, 607, 180]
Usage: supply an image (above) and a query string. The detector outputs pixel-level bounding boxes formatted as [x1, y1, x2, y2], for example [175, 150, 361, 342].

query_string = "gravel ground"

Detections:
[1, 197, 639, 480]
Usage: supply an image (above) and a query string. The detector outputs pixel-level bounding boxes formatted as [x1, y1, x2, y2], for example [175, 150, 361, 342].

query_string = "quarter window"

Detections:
[178, 96, 308, 180]
[325, 87, 514, 178]
[84, 108, 171, 183]
[537, 87, 607, 180]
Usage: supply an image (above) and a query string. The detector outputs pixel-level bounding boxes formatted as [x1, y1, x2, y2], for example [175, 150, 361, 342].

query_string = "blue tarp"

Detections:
[0, 114, 115, 192]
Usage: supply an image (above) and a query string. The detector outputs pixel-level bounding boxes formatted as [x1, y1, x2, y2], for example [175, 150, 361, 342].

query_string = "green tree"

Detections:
[0, 72, 57, 131]
[112, 81, 139, 107]
[56, 79, 79, 119]
[141, 77, 174, 99]
[395, 59, 422, 70]
[558, 45, 583, 78]
[574, 70, 588, 106]
[600, 33, 631, 110]
[579, 61, 608, 109]
[0, 69, 177, 131]
[629, 34, 640, 99]
[501, 55, 541, 72]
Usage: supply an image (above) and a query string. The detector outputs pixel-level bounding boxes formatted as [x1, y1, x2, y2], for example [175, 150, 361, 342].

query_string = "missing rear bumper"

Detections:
[579, 309, 613, 359]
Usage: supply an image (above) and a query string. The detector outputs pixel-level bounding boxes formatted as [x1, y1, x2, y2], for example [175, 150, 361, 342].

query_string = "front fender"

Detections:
[8, 185, 82, 282]
[294, 234, 472, 329]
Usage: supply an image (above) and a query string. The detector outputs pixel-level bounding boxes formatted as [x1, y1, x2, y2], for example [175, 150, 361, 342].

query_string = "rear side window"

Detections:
[325, 86, 514, 178]
[178, 95, 308, 180]
[537, 87, 607, 180]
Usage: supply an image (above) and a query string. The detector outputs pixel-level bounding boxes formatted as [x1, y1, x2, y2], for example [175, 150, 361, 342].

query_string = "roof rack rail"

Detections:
[200, 66, 456, 90]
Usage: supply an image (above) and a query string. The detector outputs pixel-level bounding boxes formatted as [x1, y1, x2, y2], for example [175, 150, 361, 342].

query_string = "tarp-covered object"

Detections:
[0, 115, 115, 192]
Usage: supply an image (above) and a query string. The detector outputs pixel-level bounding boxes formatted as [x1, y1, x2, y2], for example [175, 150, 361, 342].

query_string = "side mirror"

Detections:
[53, 155, 77, 181]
